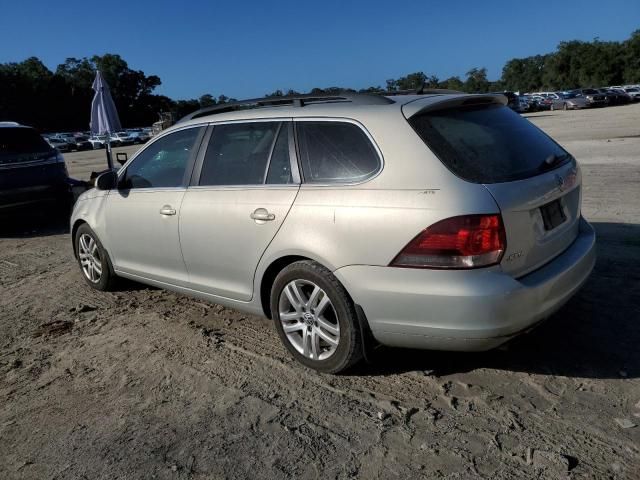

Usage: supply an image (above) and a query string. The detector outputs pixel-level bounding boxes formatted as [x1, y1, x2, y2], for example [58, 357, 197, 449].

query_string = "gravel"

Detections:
[1, 104, 639, 479]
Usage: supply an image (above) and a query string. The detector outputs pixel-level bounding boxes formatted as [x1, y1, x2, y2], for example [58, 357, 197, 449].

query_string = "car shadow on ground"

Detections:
[0, 204, 70, 238]
[355, 221, 640, 380]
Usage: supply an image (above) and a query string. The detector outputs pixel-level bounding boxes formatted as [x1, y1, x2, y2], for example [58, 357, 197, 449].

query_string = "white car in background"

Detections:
[109, 132, 134, 146]
[88, 135, 108, 149]
[126, 129, 151, 144]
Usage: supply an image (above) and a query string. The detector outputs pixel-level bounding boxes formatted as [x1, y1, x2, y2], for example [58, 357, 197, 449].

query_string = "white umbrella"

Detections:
[90, 71, 122, 170]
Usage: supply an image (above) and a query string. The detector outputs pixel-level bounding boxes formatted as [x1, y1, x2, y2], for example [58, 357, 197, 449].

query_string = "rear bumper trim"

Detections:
[334, 217, 596, 351]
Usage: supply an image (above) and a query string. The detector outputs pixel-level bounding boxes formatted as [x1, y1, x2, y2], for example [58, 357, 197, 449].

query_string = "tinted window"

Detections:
[0, 128, 51, 154]
[200, 122, 280, 186]
[409, 104, 571, 184]
[120, 127, 202, 189]
[0, 127, 54, 165]
[296, 122, 380, 183]
[266, 125, 293, 184]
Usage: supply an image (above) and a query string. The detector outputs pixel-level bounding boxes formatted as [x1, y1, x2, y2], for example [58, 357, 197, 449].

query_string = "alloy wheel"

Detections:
[278, 280, 340, 361]
[78, 233, 102, 283]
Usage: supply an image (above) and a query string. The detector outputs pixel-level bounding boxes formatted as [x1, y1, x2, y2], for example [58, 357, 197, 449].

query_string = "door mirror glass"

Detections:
[96, 170, 118, 190]
[116, 152, 128, 165]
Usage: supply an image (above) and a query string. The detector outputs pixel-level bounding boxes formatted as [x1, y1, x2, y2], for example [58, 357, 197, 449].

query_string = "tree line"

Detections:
[1, 30, 638, 132]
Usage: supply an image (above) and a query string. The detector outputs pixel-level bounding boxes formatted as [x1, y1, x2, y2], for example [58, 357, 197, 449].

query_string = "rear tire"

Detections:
[271, 260, 362, 373]
[75, 224, 117, 291]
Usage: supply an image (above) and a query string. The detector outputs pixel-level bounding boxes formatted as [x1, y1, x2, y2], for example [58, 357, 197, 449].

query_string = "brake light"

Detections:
[390, 214, 506, 269]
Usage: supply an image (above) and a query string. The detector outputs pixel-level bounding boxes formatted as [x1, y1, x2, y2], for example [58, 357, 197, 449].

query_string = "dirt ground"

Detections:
[1, 104, 639, 479]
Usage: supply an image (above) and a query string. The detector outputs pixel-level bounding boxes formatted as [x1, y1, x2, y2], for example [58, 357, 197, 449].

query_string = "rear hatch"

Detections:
[0, 127, 68, 191]
[405, 95, 581, 277]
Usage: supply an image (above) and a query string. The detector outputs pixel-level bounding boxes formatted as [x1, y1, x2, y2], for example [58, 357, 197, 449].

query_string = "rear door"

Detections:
[179, 120, 299, 301]
[406, 98, 581, 277]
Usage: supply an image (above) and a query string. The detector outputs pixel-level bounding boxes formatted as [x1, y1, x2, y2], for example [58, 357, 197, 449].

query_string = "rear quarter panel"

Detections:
[255, 114, 500, 283]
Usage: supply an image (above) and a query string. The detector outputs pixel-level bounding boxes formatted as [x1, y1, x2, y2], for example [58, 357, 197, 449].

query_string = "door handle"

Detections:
[250, 208, 275, 222]
[159, 205, 176, 216]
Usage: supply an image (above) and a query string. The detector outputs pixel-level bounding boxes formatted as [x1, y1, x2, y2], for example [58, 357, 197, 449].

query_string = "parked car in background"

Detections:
[608, 88, 633, 104]
[1, 122, 73, 210]
[518, 95, 536, 112]
[496, 91, 523, 112]
[531, 95, 553, 110]
[623, 87, 640, 101]
[70, 92, 595, 373]
[550, 92, 589, 110]
[597, 88, 630, 106]
[89, 135, 108, 149]
[109, 132, 135, 146]
[44, 136, 71, 152]
[517, 95, 531, 112]
[68, 135, 93, 151]
[126, 129, 151, 144]
[569, 88, 606, 107]
[49, 133, 92, 151]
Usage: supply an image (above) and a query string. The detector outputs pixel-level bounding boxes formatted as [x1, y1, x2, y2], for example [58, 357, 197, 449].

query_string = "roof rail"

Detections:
[178, 92, 393, 123]
[385, 86, 464, 96]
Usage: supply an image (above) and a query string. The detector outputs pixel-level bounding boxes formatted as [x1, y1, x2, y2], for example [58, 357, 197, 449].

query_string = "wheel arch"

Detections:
[259, 255, 310, 319]
[71, 219, 88, 258]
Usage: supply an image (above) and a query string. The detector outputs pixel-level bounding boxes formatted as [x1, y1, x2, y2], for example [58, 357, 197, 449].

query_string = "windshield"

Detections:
[409, 104, 571, 183]
[562, 93, 579, 99]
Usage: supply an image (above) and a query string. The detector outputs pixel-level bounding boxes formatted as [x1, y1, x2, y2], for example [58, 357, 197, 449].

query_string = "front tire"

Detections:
[271, 261, 362, 373]
[75, 224, 117, 291]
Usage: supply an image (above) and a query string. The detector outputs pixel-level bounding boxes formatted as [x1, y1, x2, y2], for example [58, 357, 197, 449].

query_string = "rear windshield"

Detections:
[0, 127, 53, 164]
[409, 104, 571, 183]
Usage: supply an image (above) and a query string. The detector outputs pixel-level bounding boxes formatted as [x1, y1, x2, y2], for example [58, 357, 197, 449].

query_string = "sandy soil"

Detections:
[1, 104, 639, 479]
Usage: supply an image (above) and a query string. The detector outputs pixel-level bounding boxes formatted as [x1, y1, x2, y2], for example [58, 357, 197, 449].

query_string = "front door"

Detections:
[180, 121, 299, 301]
[104, 126, 205, 286]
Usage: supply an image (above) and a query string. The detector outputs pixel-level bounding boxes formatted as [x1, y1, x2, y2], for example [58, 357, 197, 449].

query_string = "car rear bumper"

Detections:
[0, 184, 71, 210]
[334, 217, 596, 351]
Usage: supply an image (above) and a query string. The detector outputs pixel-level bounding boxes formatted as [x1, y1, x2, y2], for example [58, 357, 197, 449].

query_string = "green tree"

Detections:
[464, 67, 490, 93]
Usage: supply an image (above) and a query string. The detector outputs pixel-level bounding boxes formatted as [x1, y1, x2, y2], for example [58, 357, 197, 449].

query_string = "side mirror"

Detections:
[96, 170, 118, 190]
[116, 152, 128, 165]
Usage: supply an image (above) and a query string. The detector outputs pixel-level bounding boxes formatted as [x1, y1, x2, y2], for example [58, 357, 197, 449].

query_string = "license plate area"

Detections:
[540, 199, 566, 231]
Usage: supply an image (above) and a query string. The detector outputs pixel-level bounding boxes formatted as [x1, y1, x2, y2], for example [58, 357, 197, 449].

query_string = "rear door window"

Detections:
[199, 122, 282, 186]
[296, 121, 380, 184]
[409, 104, 571, 184]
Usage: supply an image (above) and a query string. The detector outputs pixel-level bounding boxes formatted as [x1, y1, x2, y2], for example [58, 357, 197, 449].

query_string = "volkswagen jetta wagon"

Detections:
[71, 92, 596, 373]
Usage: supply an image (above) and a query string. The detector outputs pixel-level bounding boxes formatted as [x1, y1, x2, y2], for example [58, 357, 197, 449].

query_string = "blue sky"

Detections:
[1, 0, 638, 100]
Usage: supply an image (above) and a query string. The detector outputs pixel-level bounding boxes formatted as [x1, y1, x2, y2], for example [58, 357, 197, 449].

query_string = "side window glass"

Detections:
[296, 122, 380, 183]
[120, 127, 202, 189]
[199, 122, 280, 186]
[266, 124, 293, 184]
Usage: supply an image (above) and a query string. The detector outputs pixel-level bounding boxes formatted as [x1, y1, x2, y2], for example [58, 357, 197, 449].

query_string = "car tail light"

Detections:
[390, 214, 506, 269]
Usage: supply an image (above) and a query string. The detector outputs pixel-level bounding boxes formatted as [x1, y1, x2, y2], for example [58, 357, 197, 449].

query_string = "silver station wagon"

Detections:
[71, 92, 596, 373]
